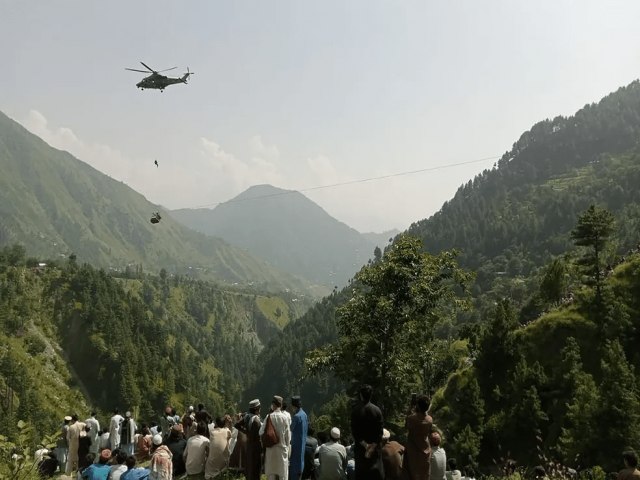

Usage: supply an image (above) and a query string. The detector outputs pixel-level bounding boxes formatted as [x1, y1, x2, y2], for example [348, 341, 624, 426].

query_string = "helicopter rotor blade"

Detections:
[140, 61, 156, 73]
[125, 68, 150, 73]
[157, 67, 178, 73]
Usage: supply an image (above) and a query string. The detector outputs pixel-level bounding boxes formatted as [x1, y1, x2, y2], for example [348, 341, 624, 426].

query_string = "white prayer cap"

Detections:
[382, 429, 391, 440]
[152, 434, 163, 446]
[330, 427, 341, 440]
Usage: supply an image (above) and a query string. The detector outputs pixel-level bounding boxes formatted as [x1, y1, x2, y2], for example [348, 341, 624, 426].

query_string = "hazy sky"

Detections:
[1, 1, 639, 232]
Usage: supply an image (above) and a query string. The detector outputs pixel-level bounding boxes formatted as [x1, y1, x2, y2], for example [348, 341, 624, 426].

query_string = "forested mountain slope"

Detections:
[0, 111, 312, 293]
[0, 244, 312, 443]
[172, 184, 379, 287]
[245, 79, 640, 413]
[408, 80, 640, 288]
[434, 250, 640, 472]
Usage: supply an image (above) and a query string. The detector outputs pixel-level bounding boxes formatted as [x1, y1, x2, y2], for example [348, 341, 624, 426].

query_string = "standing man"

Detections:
[242, 399, 263, 480]
[404, 395, 433, 480]
[317, 427, 347, 480]
[56, 416, 71, 473]
[350, 384, 384, 480]
[289, 396, 308, 480]
[121, 411, 138, 456]
[66, 414, 86, 475]
[85, 411, 101, 459]
[259, 395, 291, 480]
[110, 408, 125, 451]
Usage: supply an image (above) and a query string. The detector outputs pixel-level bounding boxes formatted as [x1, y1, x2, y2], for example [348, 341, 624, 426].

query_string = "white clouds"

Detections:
[22, 109, 136, 181]
[306, 155, 340, 185]
[249, 135, 280, 162]
[18, 109, 417, 231]
[199, 136, 284, 197]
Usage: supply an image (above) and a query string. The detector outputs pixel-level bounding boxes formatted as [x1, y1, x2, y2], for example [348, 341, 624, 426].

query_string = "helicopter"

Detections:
[126, 62, 194, 92]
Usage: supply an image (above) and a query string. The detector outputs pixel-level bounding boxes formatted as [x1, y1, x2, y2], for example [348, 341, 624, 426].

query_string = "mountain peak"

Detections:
[229, 184, 297, 202]
[172, 185, 379, 286]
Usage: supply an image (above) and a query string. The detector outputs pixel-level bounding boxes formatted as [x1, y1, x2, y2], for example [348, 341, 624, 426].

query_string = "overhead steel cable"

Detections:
[188, 154, 501, 209]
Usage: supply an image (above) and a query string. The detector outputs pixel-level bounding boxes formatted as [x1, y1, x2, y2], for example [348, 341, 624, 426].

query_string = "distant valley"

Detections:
[0, 111, 319, 295]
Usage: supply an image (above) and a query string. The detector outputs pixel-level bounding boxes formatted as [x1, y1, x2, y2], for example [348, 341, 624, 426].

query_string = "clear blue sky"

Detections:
[1, 0, 639, 231]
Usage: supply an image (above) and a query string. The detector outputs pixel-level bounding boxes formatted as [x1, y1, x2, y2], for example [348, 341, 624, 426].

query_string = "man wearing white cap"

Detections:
[317, 427, 347, 480]
[110, 408, 125, 450]
[121, 411, 137, 456]
[150, 433, 173, 479]
[381, 429, 405, 480]
[259, 395, 291, 480]
[84, 411, 101, 458]
[55, 416, 71, 473]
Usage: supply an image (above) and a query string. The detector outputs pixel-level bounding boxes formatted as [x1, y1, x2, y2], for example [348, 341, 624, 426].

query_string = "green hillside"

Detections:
[0, 111, 314, 294]
[432, 249, 640, 472]
[0, 244, 314, 448]
[246, 79, 640, 416]
[407, 81, 640, 291]
[171, 184, 380, 287]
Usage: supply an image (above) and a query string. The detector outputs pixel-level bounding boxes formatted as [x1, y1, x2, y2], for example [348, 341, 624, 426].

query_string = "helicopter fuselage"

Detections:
[127, 62, 193, 91]
[136, 73, 190, 91]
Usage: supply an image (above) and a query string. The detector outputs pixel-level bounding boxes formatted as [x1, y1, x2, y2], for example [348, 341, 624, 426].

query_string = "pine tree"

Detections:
[474, 300, 520, 408]
[594, 340, 640, 469]
[571, 205, 615, 300]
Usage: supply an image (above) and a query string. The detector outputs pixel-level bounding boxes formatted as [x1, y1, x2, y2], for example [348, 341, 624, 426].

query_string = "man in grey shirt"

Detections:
[318, 427, 347, 480]
[430, 432, 447, 480]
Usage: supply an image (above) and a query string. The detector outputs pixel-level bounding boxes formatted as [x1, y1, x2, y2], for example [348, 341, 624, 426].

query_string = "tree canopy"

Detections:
[306, 234, 472, 418]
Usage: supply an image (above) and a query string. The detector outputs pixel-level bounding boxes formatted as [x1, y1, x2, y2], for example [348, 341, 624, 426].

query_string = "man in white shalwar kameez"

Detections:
[110, 408, 125, 450]
[259, 395, 291, 480]
[85, 411, 101, 457]
[65, 414, 86, 474]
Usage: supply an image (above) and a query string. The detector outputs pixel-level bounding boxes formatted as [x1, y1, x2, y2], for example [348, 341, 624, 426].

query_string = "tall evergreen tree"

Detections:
[474, 300, 520, 409]
[571, 205, 615, 300]
[594, 340, 640, 469]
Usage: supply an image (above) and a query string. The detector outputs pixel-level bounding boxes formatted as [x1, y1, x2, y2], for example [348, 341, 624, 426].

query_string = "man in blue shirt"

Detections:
[289, 395, 309, 480]
[121, 455, 150, 480]
[81, 449, 111, 480]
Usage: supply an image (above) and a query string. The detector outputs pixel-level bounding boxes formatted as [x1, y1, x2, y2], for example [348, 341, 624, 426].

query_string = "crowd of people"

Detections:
[32, 385, 466, 480]
[31, 384, 639, 480]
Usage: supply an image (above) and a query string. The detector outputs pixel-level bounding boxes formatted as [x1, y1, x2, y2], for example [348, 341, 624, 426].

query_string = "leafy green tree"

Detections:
[306, 234, 471, 418]
[571, 205, 615, 300]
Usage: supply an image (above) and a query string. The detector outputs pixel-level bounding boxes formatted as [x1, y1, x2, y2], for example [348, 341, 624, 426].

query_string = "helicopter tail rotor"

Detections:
[181, 67, 195, 83]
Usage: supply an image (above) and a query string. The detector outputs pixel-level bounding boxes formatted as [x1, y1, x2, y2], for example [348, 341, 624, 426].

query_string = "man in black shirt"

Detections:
[350, 384, 384, 480]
